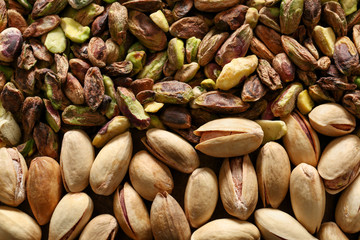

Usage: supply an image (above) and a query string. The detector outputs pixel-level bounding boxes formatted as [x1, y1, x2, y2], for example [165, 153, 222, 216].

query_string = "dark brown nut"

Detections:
[69, 58, 91, 84]
[348, 9, 360, 31]
[259, 6, 280, 32]
[113, 77, 133, 88]
[29, 39, 53, 63]
[297, 69, 316, 86]
[323, 1, 347, 37]
[204, 62, 221, 80]
[317, 56, 331, 71]
[169, 16, 209, 39]
[64, 73, 85, 105]
[302, 0, 321, 29]
[153, 80, 193, 104]
[71, 44, 89, 61]
[7, 9, 27, 33]
[21, 96, 43, 138]
[160, 105, 191, 129]
[173, 0, 193, 20]
[74, 3, 104, 26]
[250, 37, 275, 63]
[214, 4, 248, 31]
[0, 82, 24, 115]
[333, 36, 359, 76]
[108, 2, 128, 46]
[255, 24, 283, 55]
[84, 67, 105, 111]
[62, 105, 107, 126]
[91, 7, 108, 36]
[116, 87, 151, 130]
[303, 38, 319, 60]
[279, 0, 303, 35]
[0, 72, 5, 92]
[174, 62, 200, 82]
[257, 59, 282, 90]
[105, 61, 133, 77]
[128, 10, 167, 51]
[241, 75, 267, 102]
[17, 43, 37, 70]
[31, 0, 68, 18]
[43, 99, 61, 133]
[215, 24, 252, 67]
[163, 59, 177, 77]
[23, 15, 60, 38]
[342, 90, 360, 118]
[123, 0, 162, 12]
[44, 72, 70, 111]
[136, 90, 155, 104]
[308, 84, 334, 103]
[172, 126, 200, 144]
[195, 91, 250, 114]
[0, 27, 23, 62]
[272, 53, 295, 83]
[13, 68, 36, 95]
[190, 108, 218, 127]
[8, 0, 27, 16]
[130, 78, 154, 95]
[54, 53, 68, 85]
[33, 122, 59, 159]
[88, 37, 107, 68]
[105, 39, 122, 65]
[194, 0, 239, 12]
[0, 0, 6, 32]
[317, 77, 357, 91]
[98, 95, 112, 115]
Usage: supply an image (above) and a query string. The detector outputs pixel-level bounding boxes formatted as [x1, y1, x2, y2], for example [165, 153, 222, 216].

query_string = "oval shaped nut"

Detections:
[335, 175, 360, 233]
[79, 214, 118, 240]
[219, 155, 258, 220]
[0, 27, 23, 62]
[23, 15, 61, 38]
[84, 67, 105, 111]
[27, 157, 62, 225]
[90, 131, 133, 196]
[143, 128, 199, 173]
[194, 0, 240, 12]
[290, 163, 326, 234]
[309, 103, 356, 137]
[64, 73, 85, 105]
[88, 37, 107, 68]
[271, 82, 303, 117]
[150, 192, 191, 240]
[318, 222, 349, 240]
[169, 17, 209, 39]
[191, 218, 260, 240]
[255, 120, 287, 144]
[0, 206, 42, 240]
[281, 110, 321, 167]
[272, 53, 295, 83]
[334, 36, 359, 76]
[318, 134, 360, 194]
[153, 80, 193, 104]
[113, 183, 152, 240]
[0, 147, 27, 207]
[256, 142, 290, 208]
[60, 129, 94, 192]
[49, 192, 93, 240]
[254, 208, 318, 240]
[279, 0, 304, 35]
[185, 168, 218, 228]
[194, 118, 263, 158]
[129, 150, 174, 201]
[313, 25, 336, 57]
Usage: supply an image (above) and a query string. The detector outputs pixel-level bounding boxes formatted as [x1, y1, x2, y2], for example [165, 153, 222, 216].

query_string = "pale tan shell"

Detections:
[191, 218, 260, 240]
[309, 103, 356, 137]
[184, 168, 218, 228]
[0, 206, 42, 240]
[79, 214, 118, 240]
[60, 129, 94, 192]
[49, 192, 94, 240]
[256, 142, 290, 208]
[254, 208, 318, 240]
[318, 222, 349, 240]
[90, 131, 133, 196]
[290, 163, 326, 234]
[129, 150, 174, 201]
[113, 183, 152, 240]
[335, 175, 360, 234]
[194, 118, 263, 158]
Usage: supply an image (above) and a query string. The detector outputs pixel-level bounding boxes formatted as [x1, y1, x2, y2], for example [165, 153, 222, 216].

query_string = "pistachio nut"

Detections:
[255, 24, 283, 55]
[191, 218, 260, 240]
[174, 62, 200, 82]
[60, 18, 90, 44]
[184, 167, 218, 228]
[168, 37, 185, 70]
[259, 6, 280, 32]
[33, 122, 59, 159]
[281, 110, 321, 167]
[254, 208, 317, 240]
[79, 214, 118, 240]
[302, 0, 321, 29]
[0, 206, 41, 240]
[241, 75, 267, 102]
[271, 82, 303, 117]
[62, 105, 107, 126]
[150, 191, 191, 240]
[279, 0, 304, 34]
[322, 1, 347, 37]
[0, 147, 27, 207]
[0, 28, 23, 63]
[186, 36, 201, 63]
[313, 25, 336, 57]
[113, 183, 152, 240]
[137, 51, 168, 81]
[169, 16, 209, 39]
[23, 15, 61, 38]
[333, 36, 359, 76]
[297, 89, 314, 115]
[1, 81, 24, 115]
[73, 3, 104, 26]
[257, 59, 282, 91]
[153, 80, 194, 104]
[68, 0, 93, 9]
[129, 150, 173, 201]
[90, 131, 132, 196]
[48, 192, 93, 240]
[84, 67, 105, 111]
[108, 2, 128, 46]
[8, 11, 27, 34]
[256, 142, 290, 208]
[150, 10, 169, 32]
[194, 0, 239, 12]
[44, 27, 67, 54]
[64, 73, 85, 105]
[160, 105, 191, 129]
[255, 120, 287, 144]
[318, 222, 349, 240]
[0, 101, 22, 146]
[245, 7, 259, 28]
[88, 37, 107, 68]
[335, 175, 360, 233]
[194, 118, 263, 158]
[213, 5, 248, 31]
[27, 157, 62, 225]
[317, 134, 360, 194]
[142, 128, 199, 173]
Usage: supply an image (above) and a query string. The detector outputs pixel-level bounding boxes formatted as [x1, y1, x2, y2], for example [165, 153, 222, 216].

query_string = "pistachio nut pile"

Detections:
[1, 0, 360, 239]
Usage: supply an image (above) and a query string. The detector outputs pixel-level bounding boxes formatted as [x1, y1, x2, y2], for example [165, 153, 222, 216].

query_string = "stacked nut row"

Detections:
[0, 0, 360, 239]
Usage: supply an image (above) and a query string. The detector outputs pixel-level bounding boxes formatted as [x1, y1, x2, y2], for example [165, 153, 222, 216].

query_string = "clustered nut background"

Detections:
[0, 0, 359, 239]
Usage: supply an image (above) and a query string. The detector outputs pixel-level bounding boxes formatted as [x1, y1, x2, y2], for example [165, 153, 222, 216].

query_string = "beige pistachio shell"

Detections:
[27, 156, 62, 225]
[60, 129, 94, 192]
[0, 147, 28, 207]
[335, 175, 360, 233]
[256, 142, 290, 208]
[194, 118, 264, 158]
[144, 128, 199, 173]
[90, 131, 133, 196]
[191, 218, 260, 240]
[79, 214, 118, 240]
[184, 167, 218, 228]
[318, 134, 360, 194]
[150, 192, 191, 240]
[318, 222, 349, 240]
[290, 163, 326, 234]
[0, 206, 41, 240]
[129, 150, 174, 201]
[219, 155, 258, 220]
[113, 183, 152, 240]
[49, 192, 94, 240]
[309, 103, 356, 137]
[254, 208, 317, 240]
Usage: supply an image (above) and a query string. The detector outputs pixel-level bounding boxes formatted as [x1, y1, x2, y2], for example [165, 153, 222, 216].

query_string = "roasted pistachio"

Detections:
[323, 1, 347, 37]
[62, 105, 107, 126]
[333, 36, 359, 75]
[255, 120, 287, 144]
[150, 10, 169, 32]
[79, 214, 118, 240]
[255, 24, 283, 55]
[297, 89, 314, 115]
[44, 27, 67, 54]
[0, 28, 23, 62]
[108, 2, 128, 46]
[194, 0, 239, 12]
[169, 16, 209, 39]
[23, 15, 61, 38]
[60, 18, 90, 44]
[250, 37, 275, 62]
[214, 4, 248, 31]
[318, 222, 349, 240]
[271, 82, 303, 117]
[137, 51, 168, 80]
[259, 6, 280, 32]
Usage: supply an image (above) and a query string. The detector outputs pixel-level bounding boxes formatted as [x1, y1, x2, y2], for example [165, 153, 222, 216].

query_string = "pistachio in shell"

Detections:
[79, 214, 118, 240]
[318, 222, 349, 240]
